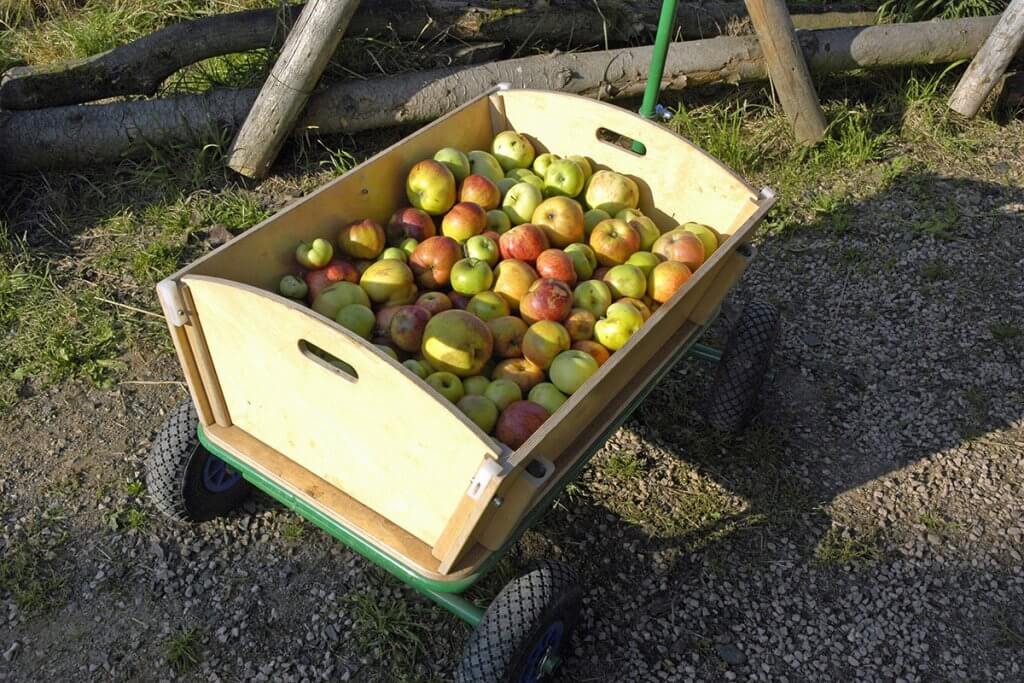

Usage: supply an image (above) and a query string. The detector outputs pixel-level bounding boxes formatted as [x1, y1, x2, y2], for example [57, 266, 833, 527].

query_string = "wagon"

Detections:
[146, 86, 779, 681]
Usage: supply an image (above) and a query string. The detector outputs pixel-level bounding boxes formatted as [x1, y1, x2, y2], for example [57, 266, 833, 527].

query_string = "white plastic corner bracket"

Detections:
[156, 279, 189, 327]
[495, 81, 512, 92]
[759, 187, 776, 200]
[467, 459, 503, 500]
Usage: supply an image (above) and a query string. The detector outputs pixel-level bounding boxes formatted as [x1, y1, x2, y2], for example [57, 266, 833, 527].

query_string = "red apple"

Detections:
[589, 218, 641, 266]
[572, 340, 611, 367]
[652, 229, 705, 271]
[389, 305, 432, 352]
[592, 266, 610, 281]
[519, 278, 573, 324]
[482, 229, 502, 243]
[492, 259, 539, 312]
[338, 218, 386, 260]
[487, 316, 530, 358]
[535, 249, 577, 286]
[564, 308, 596, 341]
[374, 305, 403, 338]
[305, 259, 359, 301]
[416, 291, 452, 316]
[522, 320, 571, 369]
[387, 208, 436, 245]
[441, 201, 488, 243]
[449, 292, 471, 309]
[648, 260, 693, 303]
[495, 400, 550, 449]
[499, 224, 549, 263]
[531, 196, 585, 248]
[492, 359, 545, 394]
[410, 236, 462, 289]
[460, 174, 501, 211]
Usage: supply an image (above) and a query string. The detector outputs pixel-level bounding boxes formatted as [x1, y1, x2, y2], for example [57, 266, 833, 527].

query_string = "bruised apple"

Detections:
[564, 308, 596, 341]
[410, 236, 462, 289]
[416, 291, 452, 315]
[389, 305, 432, 352]
[487, 316, 529, 358]
[374, 305, 403, 338]
[495, 400, 550, 449]
[387, 208, 436, 245]
[520, 278, 573, 324]
[421, 310, 493, 377]
[492, 259, 539, 312]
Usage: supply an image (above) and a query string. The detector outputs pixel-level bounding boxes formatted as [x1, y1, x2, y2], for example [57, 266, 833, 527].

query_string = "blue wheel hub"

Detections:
[521, 621, 563, 682]
[202, 455, 242, 493]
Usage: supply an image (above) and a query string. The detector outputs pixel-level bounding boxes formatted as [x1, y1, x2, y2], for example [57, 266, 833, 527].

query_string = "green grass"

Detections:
[106, 507, 150, 531]
[921, 259, 954, 281]
[814, 526, 884, 566]
[280, 519, 307, 544]
[0, 520, 69, 615]
[164, 626, 202, 673]
[879, 0, 1006, 21]
[602, 450, 646, 480]
[918, 509, 962, 533]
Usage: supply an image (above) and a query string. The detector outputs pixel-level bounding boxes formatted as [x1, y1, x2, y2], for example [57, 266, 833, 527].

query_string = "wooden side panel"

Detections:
[183, 275, 500, 546]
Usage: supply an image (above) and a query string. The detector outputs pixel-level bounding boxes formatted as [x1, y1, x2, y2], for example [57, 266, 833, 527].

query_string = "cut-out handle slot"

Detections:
[298, 339, 359, 382]
[596, 127, 647, 156]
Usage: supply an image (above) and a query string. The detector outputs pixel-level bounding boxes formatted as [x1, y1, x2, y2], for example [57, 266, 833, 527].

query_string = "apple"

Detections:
[354, 259, 374, 275]
[549, 349, 599, 394]
[496, 177, 518, 198]
[416, 291, 452, 315]
[426, 371, 464, 403]
[572, 280, 612, 318]
[387, 208, 436, 245]
[487, 315, 529, 358]
[584, 170, 640, 215]
[467, 291, 510, 321]
[603, 264, 646, 299]
[374, 305, 403, 337]
[458, 394, 499, 433]
[572, 339, 611, 367]
[594, 301, 644, 351]
[360, 259, 417, 305]
[616, 297, 651, 320]
[564, 308, 596, 341]
[376, 344, 399, 361]
[491, 131, 535, 171]
[535, 249, 577, 286]
[312, 281, 371, 319]
[463, 375, 491, 396]
[522, 320, 571, 369]
[531, 196, 585, 248]
[520, 278, 573, 324]
[465, 234, 499, 266]
[492, 259, 538, 311]
[305, 259, 360, 301]
[403, 358, 430, 379]
[532, 153, 559, 177]
[652, 228, 705, 271]
[449, 292, 471, 309]
[648, 260, 692, 303]
[628, 216, 661, 251]
[389, 305, 432, 352]
[567, 155, 593, 185]
[434, 147, 471, 182]
[542, 158, 585, 198]
[460, 174, 501, 210]
[493, 359, 546, 393]
[583, 208, 611, 237]
[467, 150, 505, 183]
[422, 310, 493, 377]
[406, 159, 456, 215]
[486, 209, 512, 234]
[442, 201, 488, 243]
[410, 236, 462, 289]
[501, 182, 544, 226]
[295, 238, 333, 269]
[338, 218, 386, 259]
[589, 218, 641, 266]
[506, 168, 541, 183]
[279, 274, 308, 299]
[528, 383, 567, 415]
[450, 258, 494, 295]
[379, 247, 408, 262]
[498, 223, 548, 263]
[400, 237, 419, 258]
[615, 208, 644, 222]
[563, 243, 597, 280]
[336, 304, 375, 339]
[681, 222, 721, 258]
[484, 378, 522, 410]
[495, 400, 549, 449]
[625, 251, 662, 278]
[482, 229, 501, 242]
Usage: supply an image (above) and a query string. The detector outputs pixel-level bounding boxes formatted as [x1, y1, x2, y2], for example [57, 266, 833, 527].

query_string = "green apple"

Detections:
[496, 177, 518, 198]
[549, 349, 599, 394]
[463, 375, 491, 396]
[532, 152, 560, 177]
[682, 222, 720, 258]
[484, 378, 522, 410]
[400, 237, 419, 258]
[567, 155, 593, 185]
[295, 238, 333, 268]
[626, 251, 662, 278]
[450, 258, 494, 295]
[468, 150, 505, 184]
[528, 382, 567, 414]
[467, 291, 510, 321]
[279, 274, 308, 299]
[615, 208, 644, 222]
[312, 281, 370, 319]
[360, 259, 417, 305]
[375, 344, 399, 360]
[583, 208, 611, 237]
[564, 243, 597, 280]
[336, 304, 375, 339]
[403, 358, 430, 379]
[594, 301, 644, 351]
[491, 130, 535, 171]
[628, 216, 661, 251]
[434, 147, 471, 182]
[572, 280, 612, 318]
[465, 234, 499, 266]
[584, 170, 640, 215]
[406, 159, 457, 215]
[507, 168, 544, 192]
[502, 182, 544, 226]
[487, 209, 512, 234]
[426, 371, 465, 403]
[457, 394, 499, 433]
[543, 159, 585, 198]
[378, 246, 407, 262]
[603, 264, 646, 299]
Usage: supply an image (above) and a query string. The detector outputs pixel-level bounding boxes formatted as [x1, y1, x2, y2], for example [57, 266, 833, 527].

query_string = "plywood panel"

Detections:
[183, 275, 500, 546]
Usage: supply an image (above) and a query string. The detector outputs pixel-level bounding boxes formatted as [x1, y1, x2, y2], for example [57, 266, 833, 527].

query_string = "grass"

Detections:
[814, 526, 884, 566]
[280, 519, 307, 544]
[164, 626, 202, 673]
[918, 509, 962, 533]
[990, 321, 1021, 342]
[602, 450, 646, 480]
[921, 259, 954, 282]
[0, 519, 69, 615]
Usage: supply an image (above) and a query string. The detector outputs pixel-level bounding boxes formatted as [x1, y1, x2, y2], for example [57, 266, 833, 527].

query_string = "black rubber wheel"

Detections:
[145, 399, 251, 522]
[704, 301, 781, 433]
[455, 561, 582, 683]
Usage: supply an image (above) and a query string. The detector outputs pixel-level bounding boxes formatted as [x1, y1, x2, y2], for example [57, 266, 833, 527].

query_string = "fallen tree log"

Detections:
[0, 0, 878, 110]
[0, 16, 1005, 173]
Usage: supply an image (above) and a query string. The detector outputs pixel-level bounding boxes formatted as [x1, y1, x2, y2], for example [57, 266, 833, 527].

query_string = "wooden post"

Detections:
[226, 0, 361, 179]
[744, 0, 827, 144]
[948, 0, 1024, 119]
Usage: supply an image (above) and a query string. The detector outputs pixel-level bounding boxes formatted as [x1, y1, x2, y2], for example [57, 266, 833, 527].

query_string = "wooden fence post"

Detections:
[948, 0, 1024, 119]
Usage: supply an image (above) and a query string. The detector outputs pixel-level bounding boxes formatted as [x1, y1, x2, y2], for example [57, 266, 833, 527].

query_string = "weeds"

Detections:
[814, 526, 884, 565]
[921, 259, 954, 281]
[603, 451, 646, 480]
[346, 585, 438, 680]
[0, 519, 69, 615]
[164, 626, 202, 673]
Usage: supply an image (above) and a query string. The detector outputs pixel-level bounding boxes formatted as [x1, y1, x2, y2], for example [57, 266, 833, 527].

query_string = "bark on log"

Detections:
[0, 16, 1006, 173]
[0, 0, 877, 110]
[947, 0, 1024, 117]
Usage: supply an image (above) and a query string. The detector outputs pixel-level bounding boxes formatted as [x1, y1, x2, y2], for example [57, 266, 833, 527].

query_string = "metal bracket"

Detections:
[156, 279, 188, 327]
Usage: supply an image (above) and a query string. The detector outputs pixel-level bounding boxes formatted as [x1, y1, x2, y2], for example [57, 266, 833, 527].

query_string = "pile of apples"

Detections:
[279, 131, 721, 450]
